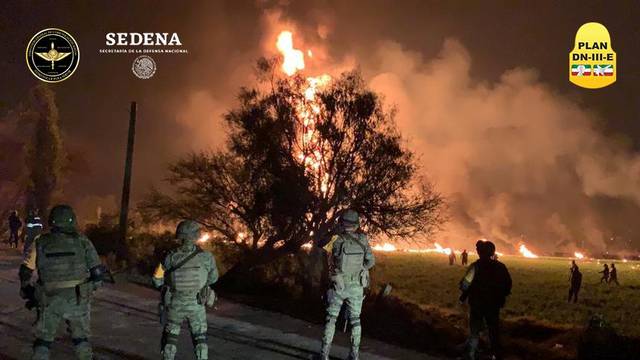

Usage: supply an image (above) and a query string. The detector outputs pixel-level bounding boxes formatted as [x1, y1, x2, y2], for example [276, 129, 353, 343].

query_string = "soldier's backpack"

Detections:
[166, 247, 206, 294]
[333, 232, 370, 287]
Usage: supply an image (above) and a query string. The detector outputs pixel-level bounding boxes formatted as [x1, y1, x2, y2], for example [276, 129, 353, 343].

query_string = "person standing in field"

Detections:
[461, 249, 469, 266]
[449, 250, 457, 266]
[599, 264, 609, 283]
[568, 264, 582, 303]
[570, 260, 578, 274]
[608, 263, 619, 285]
[459, 240, 512, 360]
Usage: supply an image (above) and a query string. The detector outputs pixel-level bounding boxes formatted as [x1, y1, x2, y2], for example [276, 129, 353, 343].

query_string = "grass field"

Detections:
[371, 252, 640, 337]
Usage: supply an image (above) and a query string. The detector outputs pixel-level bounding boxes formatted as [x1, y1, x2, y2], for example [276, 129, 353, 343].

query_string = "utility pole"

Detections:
[118, 101, 137, 260]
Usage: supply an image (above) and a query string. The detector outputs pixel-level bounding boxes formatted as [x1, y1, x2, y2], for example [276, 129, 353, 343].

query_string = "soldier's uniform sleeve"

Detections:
[152, 253, 171, 288]
[83, 236, 101, 270]
[152, 263, 165, 288]
[323, 234, 340, 253]
[19, 236, 39, 286]
[22, 236, 38, 271]
[206, 252, 219, 287]
[460, 263, 476, 291]
[363, 235, 375, 270]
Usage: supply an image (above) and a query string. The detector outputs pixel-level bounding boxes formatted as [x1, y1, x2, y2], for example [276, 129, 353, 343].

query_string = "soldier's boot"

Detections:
[320, 315, 337, 359]
[72, 338, 92, 360]
[31, 339, 52, 360]
[162, 332, 179, 360]
[347, 320, 361, 360]
[192, 332, 208, 360]
[463, 336, 479, 360]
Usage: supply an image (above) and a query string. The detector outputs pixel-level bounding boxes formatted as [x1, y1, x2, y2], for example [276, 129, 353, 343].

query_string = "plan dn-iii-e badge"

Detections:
[26, 28, 80, 83]
[569, 22, 616, 89]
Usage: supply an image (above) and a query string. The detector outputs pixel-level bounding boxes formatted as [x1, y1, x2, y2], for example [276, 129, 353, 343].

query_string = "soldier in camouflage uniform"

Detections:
[320, 209, 375, 360]
[18, 204, 103, 360]
[152, 220, 218, 360]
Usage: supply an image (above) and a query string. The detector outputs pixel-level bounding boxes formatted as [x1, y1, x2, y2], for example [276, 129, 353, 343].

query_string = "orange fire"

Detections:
[519, 244, 538, 258]
[406, 242, 453, 255]
[275, 30, 332, 195]
[276, 31, 305, 76]
[197, 233, 211, 244]
[574, 251, 585, 259]
[373, 243, 397, 252]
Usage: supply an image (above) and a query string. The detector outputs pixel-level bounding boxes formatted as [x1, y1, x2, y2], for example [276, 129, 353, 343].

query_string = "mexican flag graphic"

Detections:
[571, 64, 591, 76]
[593, 64, 614, 76]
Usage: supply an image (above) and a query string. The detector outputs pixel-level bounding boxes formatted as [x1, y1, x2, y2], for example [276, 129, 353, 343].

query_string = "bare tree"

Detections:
[140, 63, 446, 281]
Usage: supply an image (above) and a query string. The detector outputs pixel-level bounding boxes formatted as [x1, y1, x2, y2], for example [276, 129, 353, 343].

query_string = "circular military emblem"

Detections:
[132, 55, 156, 79]
[26, 28, 80, 83]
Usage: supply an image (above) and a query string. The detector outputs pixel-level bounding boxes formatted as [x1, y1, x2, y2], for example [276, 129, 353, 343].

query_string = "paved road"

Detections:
[0, 247, 440, 359]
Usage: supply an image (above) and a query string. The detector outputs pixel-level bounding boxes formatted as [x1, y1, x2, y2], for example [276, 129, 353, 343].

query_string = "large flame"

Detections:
[519, 244, 538, 258]
[276, 31, 305, 76]
[406, 242, 453, 255]
[574, 251, 585, 259]
[275, 30, 332, 195]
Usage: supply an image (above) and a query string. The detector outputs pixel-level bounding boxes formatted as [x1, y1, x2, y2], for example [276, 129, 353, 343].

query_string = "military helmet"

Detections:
[341, 209, 359, 224]
[48, 204, 77, 230]
[176, 219, 201, 243]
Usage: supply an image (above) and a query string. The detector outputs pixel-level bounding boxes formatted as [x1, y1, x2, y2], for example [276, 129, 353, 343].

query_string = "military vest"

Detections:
[36, 232, 89, 290]
[167, 248, 208, 295]
[333, 232, 367, 279]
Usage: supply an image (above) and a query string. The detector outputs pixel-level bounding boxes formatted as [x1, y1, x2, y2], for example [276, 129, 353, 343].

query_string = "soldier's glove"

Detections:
[20, 284, 38, 310]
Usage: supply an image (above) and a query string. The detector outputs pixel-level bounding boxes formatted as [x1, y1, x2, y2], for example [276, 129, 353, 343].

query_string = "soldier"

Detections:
[18, 204, 104, 360]
[459, 240, 512, 360]
[599, 264, 609, 283]
[461, 249, 469, 266]
[608, 263, 619, 285]
[8, 210, 22, 248]
[320, 209, 375, 360]
[24, 208, 44, 257]
[568, 263, 582, 303]
[152, 220, 218, 360]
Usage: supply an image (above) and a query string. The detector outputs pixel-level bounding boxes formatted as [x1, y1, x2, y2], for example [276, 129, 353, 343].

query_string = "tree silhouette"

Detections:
[140, 62, 445, 279]
[23, 85, 66, 214]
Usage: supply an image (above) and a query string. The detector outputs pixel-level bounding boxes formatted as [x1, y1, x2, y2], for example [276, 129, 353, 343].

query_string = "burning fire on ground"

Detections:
[518, 244, 539, 258]
[197, 233, 211, 244]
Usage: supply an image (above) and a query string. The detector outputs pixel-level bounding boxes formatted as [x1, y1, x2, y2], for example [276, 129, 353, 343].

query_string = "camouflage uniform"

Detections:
[320, 210, 375, 360]
[19, 205, 102, 360]
[152, 220, 218, 360]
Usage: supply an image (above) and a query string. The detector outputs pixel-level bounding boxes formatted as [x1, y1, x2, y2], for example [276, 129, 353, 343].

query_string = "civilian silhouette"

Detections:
[599, 264, 609, 283]
[7, 210, 22, 248]
[608, 263, 619, 285]
[568, 264, 582, 303]
[461, 249, 469, 266]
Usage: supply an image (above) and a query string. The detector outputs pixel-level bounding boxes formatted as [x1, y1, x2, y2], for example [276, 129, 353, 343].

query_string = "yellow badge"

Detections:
[569, 22, 616, 89]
